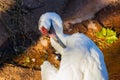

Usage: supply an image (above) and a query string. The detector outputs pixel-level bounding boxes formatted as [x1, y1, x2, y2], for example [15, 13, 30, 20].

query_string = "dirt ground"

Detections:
[0, 64, 41, 80]
[0, 0, 120, 80]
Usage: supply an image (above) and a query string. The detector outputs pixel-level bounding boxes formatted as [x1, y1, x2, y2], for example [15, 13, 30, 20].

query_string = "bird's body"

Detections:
[39, 12, 108, 80]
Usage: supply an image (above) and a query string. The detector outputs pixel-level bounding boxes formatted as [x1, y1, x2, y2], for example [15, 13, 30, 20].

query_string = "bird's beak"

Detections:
[48, 25, 56, 38]
[49, 24, 66, 48]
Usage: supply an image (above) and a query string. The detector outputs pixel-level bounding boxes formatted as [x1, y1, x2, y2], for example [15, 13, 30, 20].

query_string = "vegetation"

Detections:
[96, 27, 118, 44]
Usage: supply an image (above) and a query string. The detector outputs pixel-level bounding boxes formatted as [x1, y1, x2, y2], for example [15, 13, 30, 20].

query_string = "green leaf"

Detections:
[106, 28, 116, 37]
[101, 27, 107, 36]
[96, 27, 107, 38]
[106, 39, 114, 44]
[106, 36, 118, 44]
[96, 27, 118, 44]
[96, 32, 104, 38]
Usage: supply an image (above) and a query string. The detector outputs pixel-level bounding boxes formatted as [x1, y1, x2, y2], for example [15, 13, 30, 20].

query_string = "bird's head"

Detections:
[38, 12, 63, 38]
[38, 12, 66, 48]
[38, 15, 51, 36]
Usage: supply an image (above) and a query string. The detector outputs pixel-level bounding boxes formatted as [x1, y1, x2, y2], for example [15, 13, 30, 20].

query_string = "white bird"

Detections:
[38, 12, 108, 80]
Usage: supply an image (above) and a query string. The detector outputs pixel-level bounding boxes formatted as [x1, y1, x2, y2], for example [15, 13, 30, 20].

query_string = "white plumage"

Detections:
[39, 12, 108, 80]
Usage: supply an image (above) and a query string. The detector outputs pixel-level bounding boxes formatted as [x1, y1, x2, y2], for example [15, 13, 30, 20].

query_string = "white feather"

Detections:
[39, 12, 108, 80]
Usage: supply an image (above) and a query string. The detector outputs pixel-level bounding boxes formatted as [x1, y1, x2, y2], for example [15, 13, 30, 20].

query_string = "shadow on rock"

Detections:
[0, 31, 41, 66]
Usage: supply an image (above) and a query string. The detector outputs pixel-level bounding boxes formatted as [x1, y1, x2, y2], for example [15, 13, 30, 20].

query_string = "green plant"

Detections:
[96, 27, 118, 44]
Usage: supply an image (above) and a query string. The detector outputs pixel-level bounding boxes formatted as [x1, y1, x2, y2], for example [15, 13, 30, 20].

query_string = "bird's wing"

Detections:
[66, 33, 103, 55]
[41, 61, 58, 80]
[56, 63, 84, 80]
[66, 33, 108, 80]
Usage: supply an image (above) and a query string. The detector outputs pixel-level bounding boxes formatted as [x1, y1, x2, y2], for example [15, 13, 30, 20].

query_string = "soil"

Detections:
[0, 64, 41, 80]
[103, 38, 120, 80]
[0, 0, 120, 80]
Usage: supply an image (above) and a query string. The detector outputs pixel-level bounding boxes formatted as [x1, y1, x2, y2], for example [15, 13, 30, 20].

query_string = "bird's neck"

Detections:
[56, 33, 67, 46]
[50, 33, 67, 54]
[52, 20, 67, 46]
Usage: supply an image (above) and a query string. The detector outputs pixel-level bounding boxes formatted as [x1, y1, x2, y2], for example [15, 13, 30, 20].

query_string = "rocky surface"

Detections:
[0, 21, 9, 47]
[0, 0, 68, 47]
[0, 64, 41, 80]
[95, 3, 120, 34]
[0, 0, 120, 80]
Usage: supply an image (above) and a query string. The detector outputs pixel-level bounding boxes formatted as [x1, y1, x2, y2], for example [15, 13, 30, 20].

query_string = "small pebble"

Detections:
[31, 58, 36, 62]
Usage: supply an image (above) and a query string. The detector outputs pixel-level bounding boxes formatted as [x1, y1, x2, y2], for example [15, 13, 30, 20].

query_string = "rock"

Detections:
[0, 0, 68, 35]
[0, 0, 14, 47]
[64, 19, 102, 39]
[62, 0, 119, 27]
[22, 0, 68, 33]
[0, 21, 9, 48]
[22, 0, 43, 9]
[95, 2, 120, 34]
[0, 0, 15, 12]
